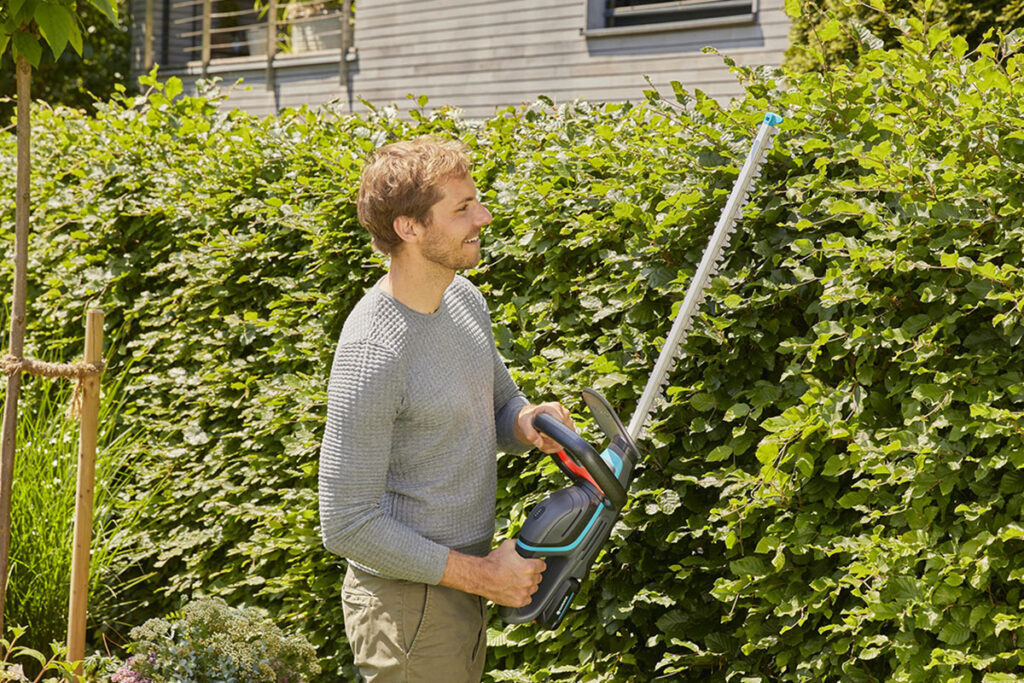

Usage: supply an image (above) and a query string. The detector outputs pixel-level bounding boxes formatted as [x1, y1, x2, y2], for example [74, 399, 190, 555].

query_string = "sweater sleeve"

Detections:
[492, 341, 530, 454]
[318, 339, 451, 584]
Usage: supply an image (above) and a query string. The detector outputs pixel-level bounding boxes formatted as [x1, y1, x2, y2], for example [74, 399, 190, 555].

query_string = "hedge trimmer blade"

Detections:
[626, 113, 783, 442]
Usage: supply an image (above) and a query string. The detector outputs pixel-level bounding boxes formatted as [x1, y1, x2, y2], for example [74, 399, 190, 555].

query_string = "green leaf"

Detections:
[755, 441, 779, 465]
[887, 576, 922, 604]
[12, 31, 42, 67]
[937, 620, 971, 645]
[795, 452, 814, 478]
[911, 384, 945, 403]
[34, 2, 74, 58]
[783, 0, 802, 19]
[691, 392, 714, 412]
[724, 403, 749, 422]
[657, 490, 680, 515]
[970, 604, 990, 628]
[66, 17, 82, 55]
[166, 76, 184, 100]
[85, 0, 119, 25]
[828, 199, 861, 215]
[729, 556, 768, 577]
[819, 18, 841, 42]
[952, 35, 969, 58]
[592, 372, 628, 390]
[706, 444, 732, 462]
[16, 646, 47, 667]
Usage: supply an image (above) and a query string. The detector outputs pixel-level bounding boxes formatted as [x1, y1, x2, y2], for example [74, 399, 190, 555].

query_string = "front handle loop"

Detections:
[533, 413, 627, 511]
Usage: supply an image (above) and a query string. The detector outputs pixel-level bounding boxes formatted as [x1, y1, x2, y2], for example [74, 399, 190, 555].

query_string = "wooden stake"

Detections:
[201, 0, 211, 76]
[66, 310, 104, 669]
[0, 53, 33, 635]
[144, 0, 154, 69]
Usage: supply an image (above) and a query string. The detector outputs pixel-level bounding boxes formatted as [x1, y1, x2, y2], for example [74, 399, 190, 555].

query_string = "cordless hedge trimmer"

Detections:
[501, 112, 784, 628]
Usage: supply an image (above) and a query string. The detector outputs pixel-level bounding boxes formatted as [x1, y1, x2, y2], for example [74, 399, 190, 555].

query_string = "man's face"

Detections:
[418, 173, 493, 272]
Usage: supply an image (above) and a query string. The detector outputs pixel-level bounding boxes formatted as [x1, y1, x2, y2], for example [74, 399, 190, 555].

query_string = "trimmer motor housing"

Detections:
[500, 388, 641, 628]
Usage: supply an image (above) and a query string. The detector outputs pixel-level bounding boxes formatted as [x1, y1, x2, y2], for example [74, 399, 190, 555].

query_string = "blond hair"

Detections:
[356, 136, 471, 255]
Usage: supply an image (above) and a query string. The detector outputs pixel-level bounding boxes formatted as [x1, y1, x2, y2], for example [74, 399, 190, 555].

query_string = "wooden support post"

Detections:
[338, 0, 351, 85]
[66, 310, 104, 670]
[0, 54, 33, 636]
[201, 0, 212, 76]
[266, 0, 277, 91]
[145, 0, 155, 69]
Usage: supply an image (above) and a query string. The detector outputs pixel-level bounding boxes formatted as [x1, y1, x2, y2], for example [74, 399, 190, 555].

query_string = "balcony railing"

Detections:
[141, 0, 355, 87]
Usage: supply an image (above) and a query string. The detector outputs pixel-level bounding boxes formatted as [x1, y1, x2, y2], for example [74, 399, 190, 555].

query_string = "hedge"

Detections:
[2, 8, 1024, 681]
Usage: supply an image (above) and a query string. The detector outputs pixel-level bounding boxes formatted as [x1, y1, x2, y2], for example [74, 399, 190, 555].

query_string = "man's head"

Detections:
[357, 136, 472, 255]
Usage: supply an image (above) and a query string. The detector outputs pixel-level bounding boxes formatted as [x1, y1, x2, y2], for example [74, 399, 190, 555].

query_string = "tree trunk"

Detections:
[0, 53, 32, 633]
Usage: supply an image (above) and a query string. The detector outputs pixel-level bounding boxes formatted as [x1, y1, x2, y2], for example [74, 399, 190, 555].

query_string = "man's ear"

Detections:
[393, 215, 421, 244]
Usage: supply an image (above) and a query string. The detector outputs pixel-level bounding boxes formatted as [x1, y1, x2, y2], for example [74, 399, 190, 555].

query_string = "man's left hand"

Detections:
[514, 402, 576, 453]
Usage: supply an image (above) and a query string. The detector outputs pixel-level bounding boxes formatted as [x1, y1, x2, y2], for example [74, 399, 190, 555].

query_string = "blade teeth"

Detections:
[632, 127, 776, 441]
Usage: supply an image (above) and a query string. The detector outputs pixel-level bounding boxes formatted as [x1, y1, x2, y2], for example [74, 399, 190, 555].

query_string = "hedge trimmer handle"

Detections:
[533, 413, 627, 511]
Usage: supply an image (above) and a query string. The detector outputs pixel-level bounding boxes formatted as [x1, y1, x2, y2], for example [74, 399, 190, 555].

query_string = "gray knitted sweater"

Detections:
[319, 275, 529, 585]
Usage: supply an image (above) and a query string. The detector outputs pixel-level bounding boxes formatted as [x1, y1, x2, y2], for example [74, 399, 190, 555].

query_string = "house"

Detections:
[129, 0, 791, 118]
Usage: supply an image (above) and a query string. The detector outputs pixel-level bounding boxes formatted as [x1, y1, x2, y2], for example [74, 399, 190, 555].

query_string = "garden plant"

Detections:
[2, 356, 152, 666]
[107, 597, 320, 682]
[2, 1, 1024, 680]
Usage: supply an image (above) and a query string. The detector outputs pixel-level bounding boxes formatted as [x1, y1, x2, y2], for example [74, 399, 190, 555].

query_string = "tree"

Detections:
[0, 0, 131, 121]
[0, 0, 119, 634]
[784, 0, 1024, 73]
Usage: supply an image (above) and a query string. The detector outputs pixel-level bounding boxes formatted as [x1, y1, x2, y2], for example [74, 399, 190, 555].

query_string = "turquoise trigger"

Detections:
[763, 112, 784, 126]
[599, 447, 623, 477]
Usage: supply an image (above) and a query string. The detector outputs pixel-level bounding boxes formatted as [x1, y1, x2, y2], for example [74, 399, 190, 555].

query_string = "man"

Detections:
[319, 136, 575, 682]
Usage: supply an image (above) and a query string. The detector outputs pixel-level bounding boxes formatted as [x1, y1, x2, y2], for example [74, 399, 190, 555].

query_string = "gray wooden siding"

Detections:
[137, 0, 790, 117]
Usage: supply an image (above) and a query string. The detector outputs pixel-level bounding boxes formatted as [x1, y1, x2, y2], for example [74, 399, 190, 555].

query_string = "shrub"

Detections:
[110, 597, 320, 683]
[784, 0, 1024, 73]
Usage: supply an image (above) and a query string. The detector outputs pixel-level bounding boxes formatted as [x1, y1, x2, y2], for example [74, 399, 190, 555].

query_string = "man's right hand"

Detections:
[482, 539, 547, 607]
[440, 539, 546, 607]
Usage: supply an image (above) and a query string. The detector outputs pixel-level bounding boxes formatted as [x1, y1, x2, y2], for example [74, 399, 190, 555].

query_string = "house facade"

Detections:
[129, 0, 791, 118]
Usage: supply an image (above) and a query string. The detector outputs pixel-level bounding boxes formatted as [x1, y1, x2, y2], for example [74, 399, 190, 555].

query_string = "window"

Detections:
[585, 0, 758, 35]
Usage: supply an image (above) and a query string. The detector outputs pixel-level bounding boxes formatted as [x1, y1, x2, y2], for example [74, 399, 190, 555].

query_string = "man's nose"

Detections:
[475, 203, 493, 226]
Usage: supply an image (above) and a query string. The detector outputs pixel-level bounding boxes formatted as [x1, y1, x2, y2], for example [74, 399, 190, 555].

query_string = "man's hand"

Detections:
[514, 401, 575, 453]
[440, 540, 546, 607]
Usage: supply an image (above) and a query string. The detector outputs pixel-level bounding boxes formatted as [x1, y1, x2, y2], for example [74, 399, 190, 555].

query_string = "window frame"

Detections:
[582, 0, 759, 38]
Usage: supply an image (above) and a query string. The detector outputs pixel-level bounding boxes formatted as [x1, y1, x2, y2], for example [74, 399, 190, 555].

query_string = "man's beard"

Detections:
[420, 229, 482, 271]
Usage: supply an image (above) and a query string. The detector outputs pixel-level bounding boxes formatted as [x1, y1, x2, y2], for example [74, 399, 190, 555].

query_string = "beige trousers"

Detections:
[342, 565, 488, 683]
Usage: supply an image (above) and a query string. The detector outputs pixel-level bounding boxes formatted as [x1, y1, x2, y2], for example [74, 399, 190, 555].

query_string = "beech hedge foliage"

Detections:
[3, 10, 1024, 682]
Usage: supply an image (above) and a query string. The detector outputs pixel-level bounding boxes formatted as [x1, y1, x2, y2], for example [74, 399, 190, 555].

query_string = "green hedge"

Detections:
[3, 11, 1024, 681]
